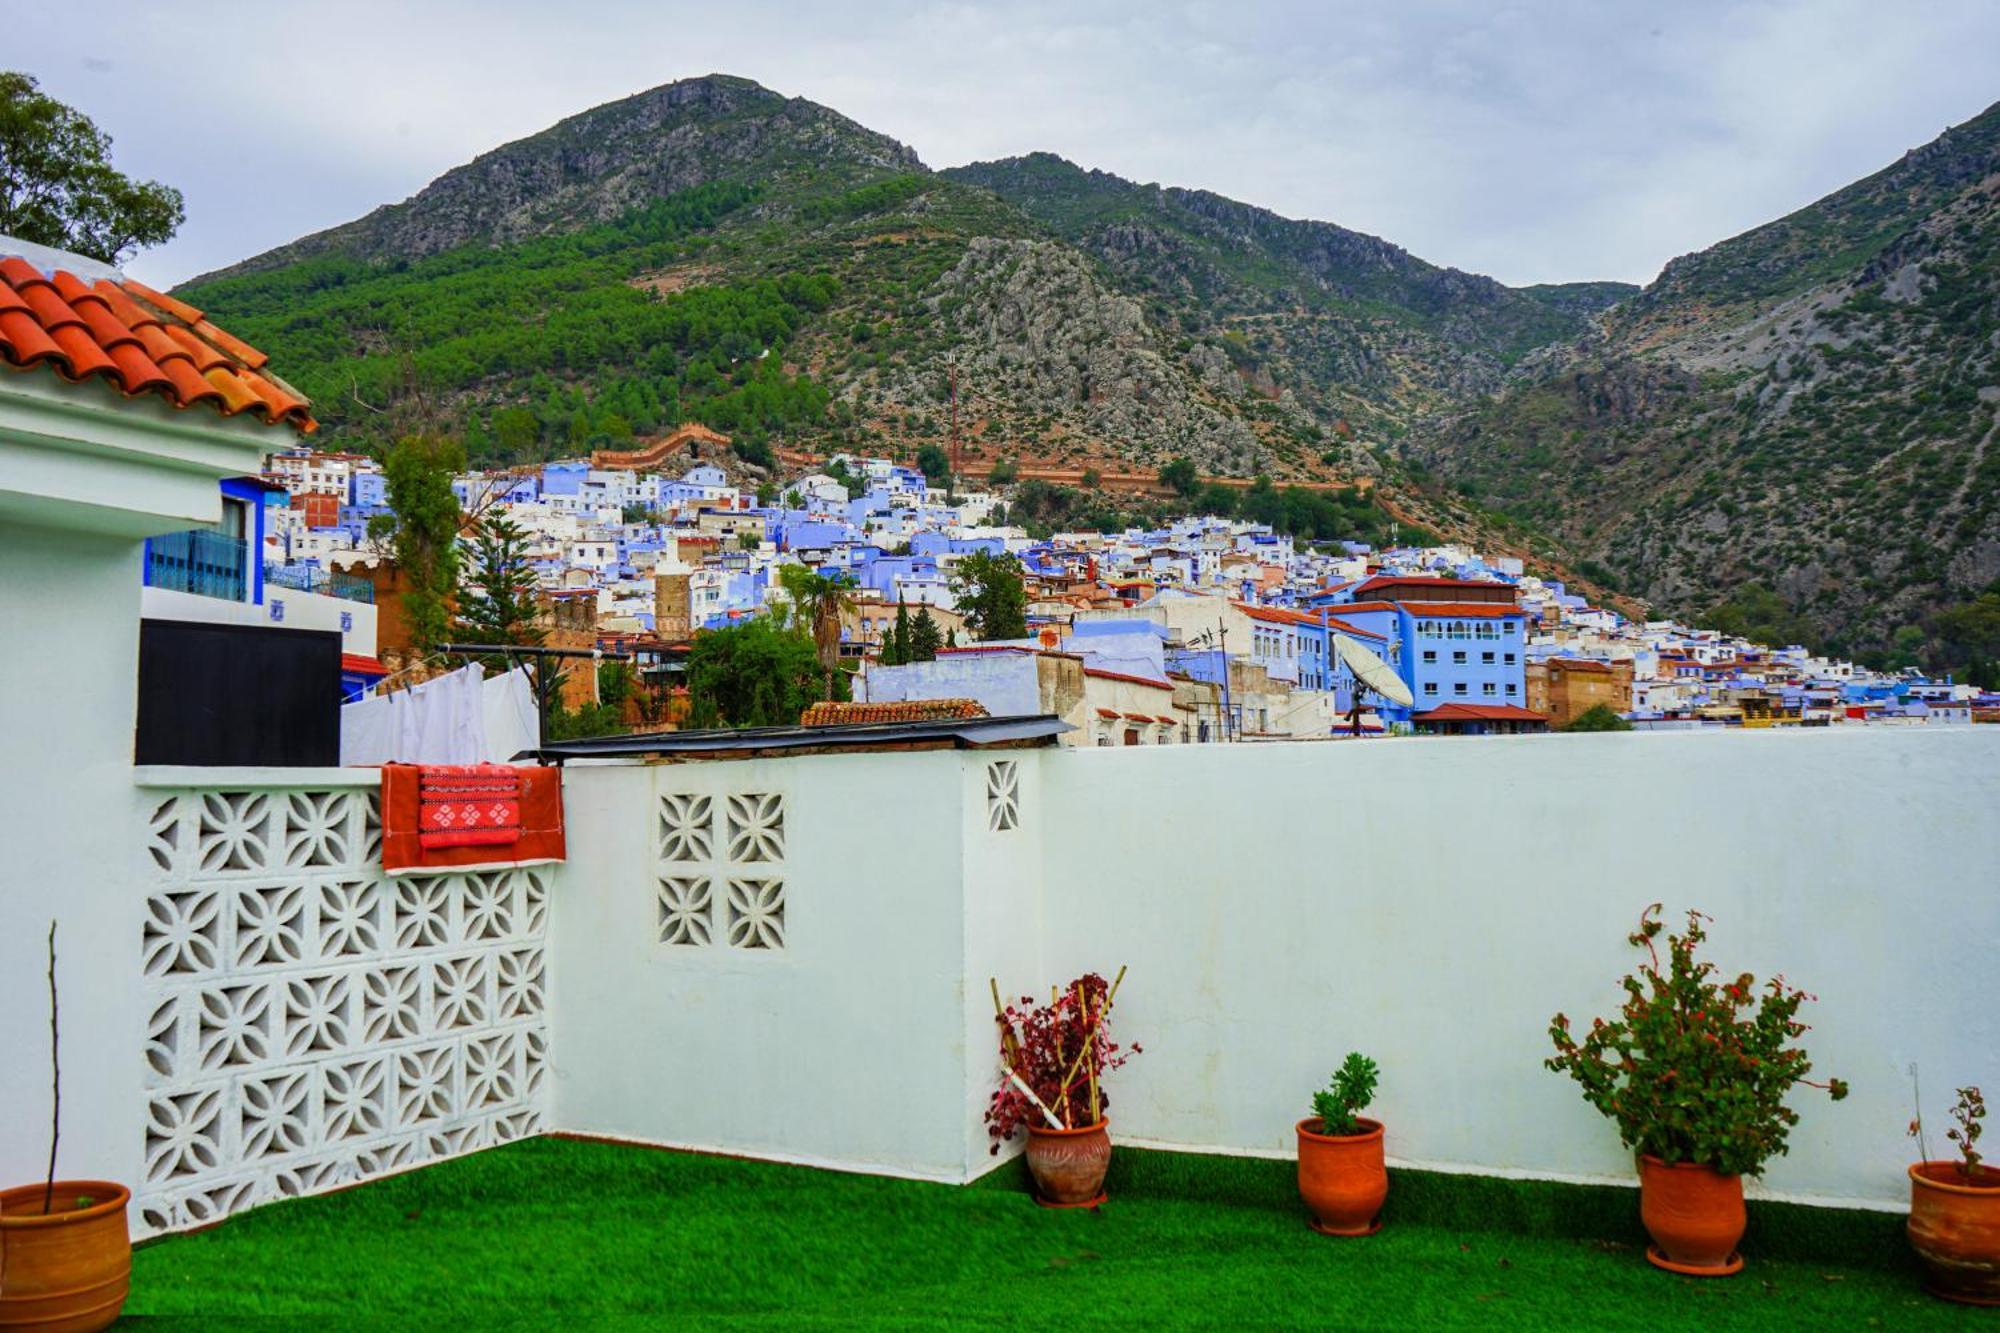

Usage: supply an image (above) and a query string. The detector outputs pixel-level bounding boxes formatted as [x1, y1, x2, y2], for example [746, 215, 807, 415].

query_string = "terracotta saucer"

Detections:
[1310, 1217, 1384, 1237]
[1036, 1192, 1107, 1210]
[1646, 1245, 1744, 1277]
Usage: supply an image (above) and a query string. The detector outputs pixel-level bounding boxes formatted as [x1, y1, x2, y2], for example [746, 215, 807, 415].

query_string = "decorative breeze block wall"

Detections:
[138, 786, 548, 1236]
[657, 790, 787, 950]
[986, 761, 1020, 832]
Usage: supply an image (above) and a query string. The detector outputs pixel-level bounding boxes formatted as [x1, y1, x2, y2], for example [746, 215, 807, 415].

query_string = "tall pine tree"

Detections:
[909, 605, 942, 662]
[456, 511, 544, 648]
[880, 599, 913, 664]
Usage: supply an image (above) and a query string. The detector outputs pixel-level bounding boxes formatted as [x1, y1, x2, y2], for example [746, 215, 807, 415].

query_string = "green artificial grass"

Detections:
[122, 1137, 1972, 1329]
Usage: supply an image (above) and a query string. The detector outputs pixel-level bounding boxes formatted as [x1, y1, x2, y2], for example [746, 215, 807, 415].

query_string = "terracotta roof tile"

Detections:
[50, 323, 118, 378]
[1407, 603, 1522, 618]
[1415, 703, 1548, 722]
[0, 245, 314, 432]
[799, 698, 989, 727]
[120, 277, 203, 325]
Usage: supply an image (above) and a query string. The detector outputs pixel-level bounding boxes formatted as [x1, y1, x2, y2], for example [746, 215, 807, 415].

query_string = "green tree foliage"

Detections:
[380, 434, 466, 651]
[880, 599, 913, 666]
[546, 699, 625, 741]
[986, 457, 1019, 486]
[1159, 456, 1200, 498]
[778, 564, 858, 698]
[953, 549, 1028, 641]
[1239, 475, 1285, 527]
[1194, 483, 1238, 518]
[685, 618, 835, 727]
[915, 443, 951, 486]
[1562, 703, 1633, 733]
[908, 605, 943, 662]
[455, 512, 544, 648]
[0, 71, 184, 262]
[1932, 582, 2000, 689]
[178, 184, 838, 455]
[824, 458, 867, 499]
[597, 659, 634, 712]
[1704, 582, 1819, 652]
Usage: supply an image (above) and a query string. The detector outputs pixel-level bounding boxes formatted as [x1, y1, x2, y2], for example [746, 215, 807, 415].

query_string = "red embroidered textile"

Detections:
[380, 764, 565, 875]
[416, 764, 522, 850]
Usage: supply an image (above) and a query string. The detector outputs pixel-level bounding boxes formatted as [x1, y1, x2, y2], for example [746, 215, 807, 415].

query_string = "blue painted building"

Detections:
[541, 461, 589, 496]
[1317, 576, 1532, 722]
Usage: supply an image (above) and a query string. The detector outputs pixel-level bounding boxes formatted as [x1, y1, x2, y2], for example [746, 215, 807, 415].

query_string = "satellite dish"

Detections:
[1332, 633, 1414, 708]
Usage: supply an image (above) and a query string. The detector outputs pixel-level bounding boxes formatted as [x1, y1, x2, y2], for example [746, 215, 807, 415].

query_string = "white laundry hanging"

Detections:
[341, 663, 491, 765]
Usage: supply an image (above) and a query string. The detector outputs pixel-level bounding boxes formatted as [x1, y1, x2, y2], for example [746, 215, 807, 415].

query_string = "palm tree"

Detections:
[778, 564, 857, 701]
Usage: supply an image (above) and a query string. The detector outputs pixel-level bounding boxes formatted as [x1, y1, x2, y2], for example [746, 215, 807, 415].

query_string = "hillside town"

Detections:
[151, 425, 1994, 744]
[6, 30, 2000, 1328]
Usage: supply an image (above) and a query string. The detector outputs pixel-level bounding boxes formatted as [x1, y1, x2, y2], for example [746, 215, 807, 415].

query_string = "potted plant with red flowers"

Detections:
[986, 969, 1139, 1207]
[1908, 1083, 1999, 1305]
[2, 924, 131, 1333]
[1297, 1052, 1386, 1236]
[1546, 905, 1847, 1277]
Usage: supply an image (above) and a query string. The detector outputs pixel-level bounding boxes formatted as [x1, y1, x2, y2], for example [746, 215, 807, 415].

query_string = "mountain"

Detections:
[197, 75, 925, 278]
[1410, 99, 2000, 658]
[176, 71, 1995, 664]
[176, 74, 1610, 488]
[942, 153, 1630, 441]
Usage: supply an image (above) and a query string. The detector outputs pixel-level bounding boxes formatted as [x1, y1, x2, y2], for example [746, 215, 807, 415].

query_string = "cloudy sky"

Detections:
[14, 1, 1999, 289]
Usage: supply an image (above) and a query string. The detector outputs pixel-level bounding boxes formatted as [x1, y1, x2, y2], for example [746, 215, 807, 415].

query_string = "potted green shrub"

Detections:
[1908, 1084, 1999, 1305]
[1, 923, 131, 1332]
[1296, 1053, 1386, 1236]
[985, 969, 1139, 1208]
[1546, 905, 1847, 1276]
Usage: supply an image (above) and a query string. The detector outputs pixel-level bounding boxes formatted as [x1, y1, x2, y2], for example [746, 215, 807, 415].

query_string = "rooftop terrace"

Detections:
[126, 1138, 1967, 1328]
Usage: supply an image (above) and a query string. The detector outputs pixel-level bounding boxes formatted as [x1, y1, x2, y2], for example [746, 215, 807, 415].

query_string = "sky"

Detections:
[13, 1, 1999, 290]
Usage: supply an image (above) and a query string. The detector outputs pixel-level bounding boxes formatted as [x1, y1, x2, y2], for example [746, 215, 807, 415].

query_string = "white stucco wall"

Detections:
[142, 584, 379, 656]
[548, 753, 989, 1181]
[861, 655, 1042, 718]
[1032, 728, 2000, 1208]
[0, 525, 150, 1194]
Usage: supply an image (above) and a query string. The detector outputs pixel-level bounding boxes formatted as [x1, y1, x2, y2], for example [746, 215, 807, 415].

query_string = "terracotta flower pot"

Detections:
[1025, 1120, 1111, 1207]
[0, 1181, 131, 1333]
[1908, 1161, 2000, 1305]
[1296, 1116, 1387, 1236]
[1638, 1155, 1744, 1275]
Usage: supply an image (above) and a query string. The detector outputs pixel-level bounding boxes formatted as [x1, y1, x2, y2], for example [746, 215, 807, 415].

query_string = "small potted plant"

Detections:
[985, 969, 1139, 1207]
[1546, 905, 1847, 1276]
[1, 924, 131, 1332]
[1297, 1052, 1386, 1236]
[1908, 1084, 1998, 1305]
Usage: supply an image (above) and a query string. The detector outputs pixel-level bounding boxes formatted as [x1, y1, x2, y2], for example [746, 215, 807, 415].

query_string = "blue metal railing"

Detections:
[145, 529, 248, 602]
[263, 564, 377, 604]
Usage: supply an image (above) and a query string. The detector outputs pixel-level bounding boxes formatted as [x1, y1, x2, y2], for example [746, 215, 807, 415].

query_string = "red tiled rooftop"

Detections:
[1407, 603, 1523, 619]
[0, 249, 314, 432]
[799, 698, 988, 727]
[1355, 575, 1509, 594]
[1415, 703, 1548, 722]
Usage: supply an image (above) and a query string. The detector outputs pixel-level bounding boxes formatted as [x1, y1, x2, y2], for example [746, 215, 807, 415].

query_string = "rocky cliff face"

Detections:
[196, 75, 925, 278]
[891, 237, 1263, 472]
[1413, 100, 2000, 654]
[179, 72, 1999, 656]
[192, 75, 1599, 486]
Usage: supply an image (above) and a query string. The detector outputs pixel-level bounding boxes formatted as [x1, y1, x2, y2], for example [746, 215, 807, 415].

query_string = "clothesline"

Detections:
[340, 664, 540, 766]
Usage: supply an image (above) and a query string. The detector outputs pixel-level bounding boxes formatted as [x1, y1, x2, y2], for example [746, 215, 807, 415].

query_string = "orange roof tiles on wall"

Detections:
[0, 251, 314, 432]
[799, 698, 989, 727]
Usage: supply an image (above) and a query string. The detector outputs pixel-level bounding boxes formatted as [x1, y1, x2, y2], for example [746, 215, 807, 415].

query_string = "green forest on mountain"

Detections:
[178, 182, 837, 466]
